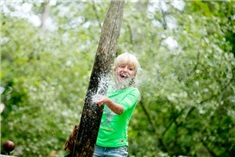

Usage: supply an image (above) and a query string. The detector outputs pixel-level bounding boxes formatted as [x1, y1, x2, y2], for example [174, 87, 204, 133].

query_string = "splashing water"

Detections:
[92, 94, 103, 103]
[91, 74, 110, 104]
[97, 74, 110, 95]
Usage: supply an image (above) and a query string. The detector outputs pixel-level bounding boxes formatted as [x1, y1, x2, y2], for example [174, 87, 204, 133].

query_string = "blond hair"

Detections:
[114, 53, 141, 76]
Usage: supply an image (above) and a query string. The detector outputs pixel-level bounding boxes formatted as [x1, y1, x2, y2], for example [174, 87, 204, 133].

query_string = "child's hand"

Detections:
[93, 94, 107, 106]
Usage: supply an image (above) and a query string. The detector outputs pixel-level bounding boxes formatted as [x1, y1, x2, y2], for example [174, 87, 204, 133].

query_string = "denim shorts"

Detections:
[93, 145, 128, 157]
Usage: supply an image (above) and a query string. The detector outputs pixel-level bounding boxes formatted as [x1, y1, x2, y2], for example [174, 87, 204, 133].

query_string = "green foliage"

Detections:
[1, 1, 235, 157]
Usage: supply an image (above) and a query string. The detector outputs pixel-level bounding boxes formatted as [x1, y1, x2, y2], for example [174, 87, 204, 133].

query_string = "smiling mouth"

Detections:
[120, 73, 128, 79]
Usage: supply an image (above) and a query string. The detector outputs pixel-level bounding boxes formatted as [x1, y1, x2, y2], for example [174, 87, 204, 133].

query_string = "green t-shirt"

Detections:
[96, 85, 140, 147]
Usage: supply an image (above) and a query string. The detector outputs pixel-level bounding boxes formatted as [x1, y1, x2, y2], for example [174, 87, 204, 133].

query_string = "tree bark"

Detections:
[72, 1, 125, 157]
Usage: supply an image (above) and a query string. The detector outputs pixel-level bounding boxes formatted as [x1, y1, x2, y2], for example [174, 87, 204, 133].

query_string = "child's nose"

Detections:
[123, 66, 128, 71]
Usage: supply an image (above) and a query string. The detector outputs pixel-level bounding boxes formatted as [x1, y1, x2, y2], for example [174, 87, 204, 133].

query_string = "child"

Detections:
[93, 52, 141, 157]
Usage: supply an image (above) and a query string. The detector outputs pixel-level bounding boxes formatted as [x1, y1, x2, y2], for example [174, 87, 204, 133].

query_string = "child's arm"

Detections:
[94, 95, 124, 115]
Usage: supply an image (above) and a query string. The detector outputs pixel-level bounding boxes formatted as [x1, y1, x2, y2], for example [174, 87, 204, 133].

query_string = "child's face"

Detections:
[114, 63, 136, 84]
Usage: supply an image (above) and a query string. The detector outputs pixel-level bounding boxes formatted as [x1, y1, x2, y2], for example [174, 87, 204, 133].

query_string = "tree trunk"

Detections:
[72, 1, 125, 157]
[40, 0, 50, 36]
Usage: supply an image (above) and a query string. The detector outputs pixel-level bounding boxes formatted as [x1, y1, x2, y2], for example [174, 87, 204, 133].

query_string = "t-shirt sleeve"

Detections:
[120, 88, 140, 111]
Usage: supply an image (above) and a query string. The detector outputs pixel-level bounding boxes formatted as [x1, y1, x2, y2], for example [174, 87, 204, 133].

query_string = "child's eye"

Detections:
[119, 65, 125, 68]
[128, 68, 134, 71]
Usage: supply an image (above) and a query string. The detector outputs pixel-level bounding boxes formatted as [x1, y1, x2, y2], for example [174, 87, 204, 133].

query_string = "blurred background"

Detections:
[1, 0, 235, 156]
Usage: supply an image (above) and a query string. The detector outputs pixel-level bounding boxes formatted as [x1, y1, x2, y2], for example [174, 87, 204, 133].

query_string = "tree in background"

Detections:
[124, 1, 235, 156]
